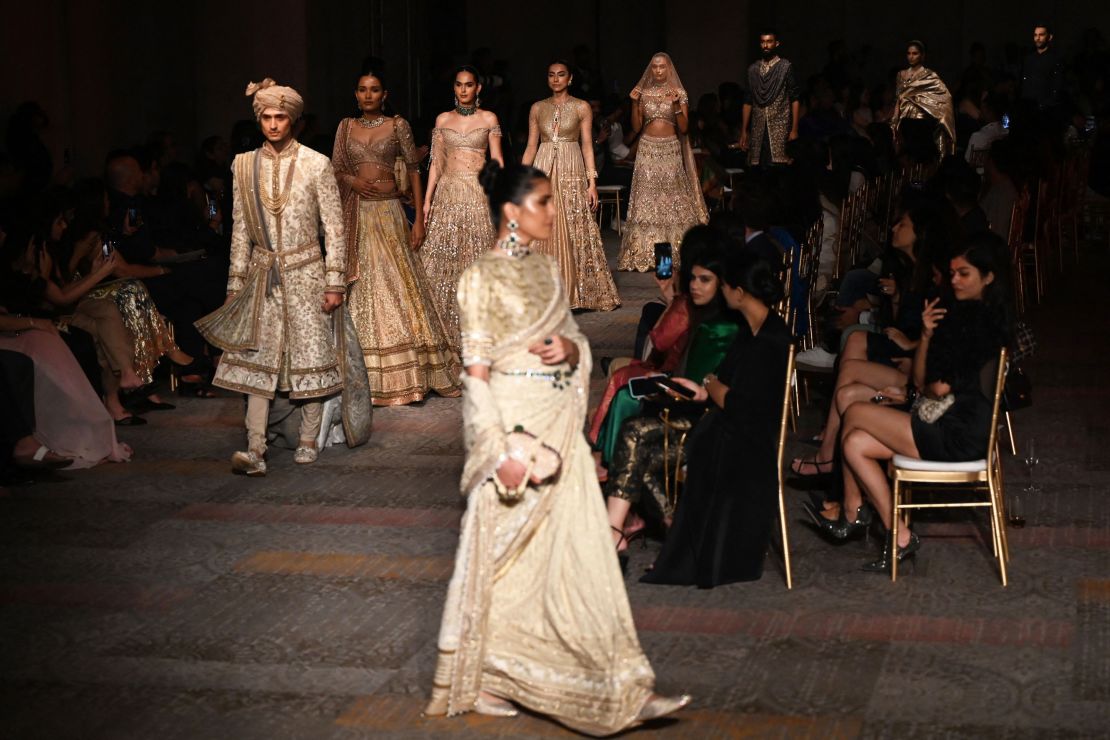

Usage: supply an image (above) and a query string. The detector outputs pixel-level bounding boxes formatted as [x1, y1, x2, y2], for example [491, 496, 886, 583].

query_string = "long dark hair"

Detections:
[478, 160, 547, 229]
[676, 225, 730, 317]
[899, 197, 959, 296]
[954, 231, 1014, 344]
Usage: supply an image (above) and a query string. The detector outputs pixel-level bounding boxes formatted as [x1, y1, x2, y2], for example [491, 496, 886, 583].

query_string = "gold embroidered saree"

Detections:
[426, 250, 654, 736]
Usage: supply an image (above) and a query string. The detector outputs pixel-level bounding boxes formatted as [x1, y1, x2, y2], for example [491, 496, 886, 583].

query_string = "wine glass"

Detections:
[1023, 438, 1040, 494]
[1010, 437, 1039, 528]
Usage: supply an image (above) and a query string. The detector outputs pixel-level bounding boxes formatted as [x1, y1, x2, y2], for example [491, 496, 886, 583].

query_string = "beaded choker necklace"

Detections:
[356, 115, 387, 128]
[455, 103, 478, 116]
[495, 238, 531, 257]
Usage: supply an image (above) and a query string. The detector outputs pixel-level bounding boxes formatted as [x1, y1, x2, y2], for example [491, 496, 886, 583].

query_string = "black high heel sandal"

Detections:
[611, 526, 630, 576]
[861, 531, 921, 572]
[804, 501, 872, 541]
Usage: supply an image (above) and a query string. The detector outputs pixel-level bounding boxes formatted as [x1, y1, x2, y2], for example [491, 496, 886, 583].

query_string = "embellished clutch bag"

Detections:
[912, 393, 955, 424]
[494, 427, 562, 501]
[506, 428, 562, 481]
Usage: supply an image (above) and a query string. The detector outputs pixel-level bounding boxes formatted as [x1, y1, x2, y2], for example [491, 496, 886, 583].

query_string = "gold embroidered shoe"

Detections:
[637, 693, 692, 721]
[231, 450, 267, 476]
[474, 694, 519, 718]
[293, 445, 318, 464]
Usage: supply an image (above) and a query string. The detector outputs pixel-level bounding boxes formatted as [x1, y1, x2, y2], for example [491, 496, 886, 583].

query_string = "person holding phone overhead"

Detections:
[617, 53, 708, 272]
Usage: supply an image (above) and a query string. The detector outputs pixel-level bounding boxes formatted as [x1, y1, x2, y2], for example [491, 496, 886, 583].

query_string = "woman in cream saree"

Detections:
[426, 162, 688, 735]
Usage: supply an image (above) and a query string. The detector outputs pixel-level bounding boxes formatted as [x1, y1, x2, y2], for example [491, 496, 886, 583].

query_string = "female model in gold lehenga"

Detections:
[522, 61, 620, 311]
[332, 70, 461, 405]
[420, 65, 503, 350]
[426, 161, 689, 736]
[618, 52, 708, 272]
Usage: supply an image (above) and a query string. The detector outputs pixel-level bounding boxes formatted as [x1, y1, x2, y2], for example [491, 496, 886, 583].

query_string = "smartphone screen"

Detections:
[1001, 113, 1010, 130]
[628, 374, 667, 399]
[654, 242, 673, 279]
[655, 377, 696, 398]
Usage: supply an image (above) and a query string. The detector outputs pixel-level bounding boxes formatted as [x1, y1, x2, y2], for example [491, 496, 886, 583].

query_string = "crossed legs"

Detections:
[840, 402, 920, 548]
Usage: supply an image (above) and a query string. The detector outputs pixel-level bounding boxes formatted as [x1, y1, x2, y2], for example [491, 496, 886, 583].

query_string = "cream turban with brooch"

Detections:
[245, 78, 304, 121]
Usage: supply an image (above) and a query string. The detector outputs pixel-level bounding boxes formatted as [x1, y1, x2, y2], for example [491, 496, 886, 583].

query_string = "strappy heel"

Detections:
[611, 525, 630, 575]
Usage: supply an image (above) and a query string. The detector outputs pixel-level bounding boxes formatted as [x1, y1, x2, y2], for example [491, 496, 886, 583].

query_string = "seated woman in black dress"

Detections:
[641, 252, 791, 588]
[793, 197, 955, 477]
[813, 233, 1012, 571]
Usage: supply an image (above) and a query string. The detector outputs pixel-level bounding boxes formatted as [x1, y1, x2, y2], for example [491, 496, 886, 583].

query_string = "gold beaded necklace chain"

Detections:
[260, 142, 300, 216]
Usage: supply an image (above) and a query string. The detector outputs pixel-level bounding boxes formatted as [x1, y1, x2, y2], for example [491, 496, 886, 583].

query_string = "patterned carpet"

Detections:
[1, 233, 1107, 738]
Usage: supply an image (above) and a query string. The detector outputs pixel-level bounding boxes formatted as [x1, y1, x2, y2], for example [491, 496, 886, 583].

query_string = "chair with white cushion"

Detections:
[889, 348, 1010, 584]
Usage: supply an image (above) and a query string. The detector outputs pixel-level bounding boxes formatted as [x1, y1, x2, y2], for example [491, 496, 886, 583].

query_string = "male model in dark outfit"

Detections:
[739, 30, 800, 167]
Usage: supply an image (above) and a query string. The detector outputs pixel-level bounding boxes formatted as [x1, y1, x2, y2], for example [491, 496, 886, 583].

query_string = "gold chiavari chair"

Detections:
[1057, 150, 1088, 264]
[661, 408, 693, 515]
[795, 218, 824, 351]
[595, 184, 624, 235]
[888, 348, 1011, 584]
[1018, 179, 1048, 303]
[1007, 189, 1030, 316]
[773, 345, 797, 589]
[165, 319, 178, 393]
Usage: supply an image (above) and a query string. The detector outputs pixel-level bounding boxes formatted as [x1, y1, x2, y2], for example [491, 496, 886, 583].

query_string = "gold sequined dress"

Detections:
[332, 117, 462, 405]
[83, 278, 176, 384]
[529, 98, 620, 311]
[420, 126, 498, 349]
[618, 90, 708, 272]
[427, 249, 655, 736]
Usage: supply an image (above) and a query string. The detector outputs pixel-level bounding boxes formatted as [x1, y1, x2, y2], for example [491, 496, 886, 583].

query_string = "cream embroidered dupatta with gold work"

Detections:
[427, 250, 654, 736]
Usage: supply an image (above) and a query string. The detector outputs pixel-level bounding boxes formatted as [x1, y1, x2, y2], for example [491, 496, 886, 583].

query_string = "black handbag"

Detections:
[1002, 365, 1032, 411]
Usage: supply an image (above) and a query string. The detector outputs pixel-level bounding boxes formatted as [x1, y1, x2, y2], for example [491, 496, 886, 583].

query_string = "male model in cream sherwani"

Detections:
[210, 79, 347, 476]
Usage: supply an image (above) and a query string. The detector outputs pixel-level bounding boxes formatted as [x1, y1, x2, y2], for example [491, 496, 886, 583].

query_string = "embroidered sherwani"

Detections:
[213, 142, 347, 399]
[746, 57, 799, 166]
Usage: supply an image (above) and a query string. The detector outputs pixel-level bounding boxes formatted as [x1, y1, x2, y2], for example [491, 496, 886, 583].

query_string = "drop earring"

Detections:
[507, 219, 520, 243]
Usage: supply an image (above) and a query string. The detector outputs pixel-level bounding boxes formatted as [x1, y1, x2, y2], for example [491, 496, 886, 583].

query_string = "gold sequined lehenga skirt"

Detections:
[617, 134, 708, 272]
[348, 198, 462, 406]
[420, 173, 496, 350]
[532, 143, 620, 311]
[86, 279, 175, 384]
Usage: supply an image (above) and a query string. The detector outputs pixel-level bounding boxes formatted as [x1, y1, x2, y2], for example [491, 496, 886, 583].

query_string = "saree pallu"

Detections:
[428, 254, 654, 736]
[420, 173, 496, 351]
[617, 134, 708, 272]
[347, 197, 461, 405]
[531, 140, 620, 311]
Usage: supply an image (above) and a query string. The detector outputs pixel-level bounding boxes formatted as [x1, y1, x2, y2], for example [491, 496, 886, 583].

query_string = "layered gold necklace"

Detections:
[260, 142, 300, 216]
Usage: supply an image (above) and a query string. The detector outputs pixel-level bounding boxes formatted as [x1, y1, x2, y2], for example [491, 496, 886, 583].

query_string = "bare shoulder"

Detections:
[434, 111, 454, 127]
[481, 110, 500, 127]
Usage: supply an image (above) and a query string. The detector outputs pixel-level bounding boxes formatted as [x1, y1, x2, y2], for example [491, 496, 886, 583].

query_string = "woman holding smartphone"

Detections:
[640, 251, 790, 587]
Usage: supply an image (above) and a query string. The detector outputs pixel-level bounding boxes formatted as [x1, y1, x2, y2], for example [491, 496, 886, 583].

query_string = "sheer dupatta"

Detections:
[428, 257, 593, 717]
[330, 118, 364, 285]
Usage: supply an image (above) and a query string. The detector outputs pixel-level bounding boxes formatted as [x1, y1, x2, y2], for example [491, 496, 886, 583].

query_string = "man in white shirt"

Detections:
[966, 95, 1008, 163]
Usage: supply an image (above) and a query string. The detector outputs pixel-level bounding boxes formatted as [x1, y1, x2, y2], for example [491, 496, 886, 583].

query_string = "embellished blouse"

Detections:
[343, 117, 422, 171]
[637, 88, 688, 126]
[431, 126, 502, 177]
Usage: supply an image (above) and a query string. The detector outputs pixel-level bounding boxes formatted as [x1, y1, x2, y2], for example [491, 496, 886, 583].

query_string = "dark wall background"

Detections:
[3, 0, 1106, 174]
